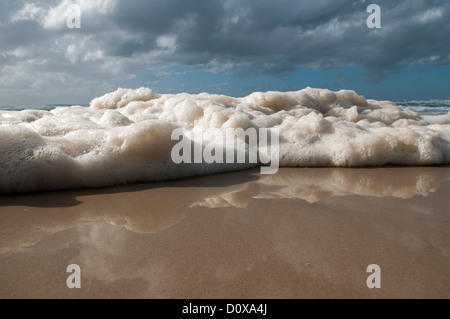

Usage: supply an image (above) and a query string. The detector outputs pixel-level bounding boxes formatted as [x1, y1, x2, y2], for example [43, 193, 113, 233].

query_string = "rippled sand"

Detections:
[0, 167, 449, 298]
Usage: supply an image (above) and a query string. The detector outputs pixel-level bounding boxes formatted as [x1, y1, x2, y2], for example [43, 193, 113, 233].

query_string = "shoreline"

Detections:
[1, 167, 449, 298]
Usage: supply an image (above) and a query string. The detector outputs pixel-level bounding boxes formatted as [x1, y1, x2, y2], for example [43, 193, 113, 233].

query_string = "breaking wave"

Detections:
[1, 87, 450, 193]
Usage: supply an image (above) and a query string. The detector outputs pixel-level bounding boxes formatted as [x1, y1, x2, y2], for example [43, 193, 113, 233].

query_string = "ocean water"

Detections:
[395, 100, 450, 116]
[1, 87, 450, 193]
[2, 99, 450, 115]
[0, 104, 86, 112]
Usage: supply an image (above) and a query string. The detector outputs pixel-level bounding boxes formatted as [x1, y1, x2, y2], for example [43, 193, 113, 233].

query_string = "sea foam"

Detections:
[1, 87, 450, 193]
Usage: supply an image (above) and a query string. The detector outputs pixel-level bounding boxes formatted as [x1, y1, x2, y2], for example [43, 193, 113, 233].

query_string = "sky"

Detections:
[0, 0, 449, 106]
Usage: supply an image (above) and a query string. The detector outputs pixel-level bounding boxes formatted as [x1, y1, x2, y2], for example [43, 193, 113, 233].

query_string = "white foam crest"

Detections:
[90, 87, 160, 110]
[1, 87, 450, 193]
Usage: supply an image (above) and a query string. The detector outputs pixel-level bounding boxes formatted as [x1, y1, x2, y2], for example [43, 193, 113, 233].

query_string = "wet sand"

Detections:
[0, 167, 449, 298]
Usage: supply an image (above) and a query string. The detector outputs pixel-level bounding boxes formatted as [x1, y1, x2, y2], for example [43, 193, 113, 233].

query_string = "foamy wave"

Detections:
[1, 87, 450, 193]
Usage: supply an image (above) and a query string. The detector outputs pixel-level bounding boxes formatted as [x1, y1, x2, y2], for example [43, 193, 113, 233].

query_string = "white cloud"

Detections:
[83, 49, 104, 62]
[11, 0, 117, 29]
[11, 3, 45, 23]
[156, 34, 177, 51]
[419, 8, 443, 23]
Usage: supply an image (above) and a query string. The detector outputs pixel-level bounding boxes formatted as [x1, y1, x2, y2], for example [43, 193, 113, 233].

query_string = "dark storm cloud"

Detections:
[1, 0, 449, 104]
[109, 0, 450, 74]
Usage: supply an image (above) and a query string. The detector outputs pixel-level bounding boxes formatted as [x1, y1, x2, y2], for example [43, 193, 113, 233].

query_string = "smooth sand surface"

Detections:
[0, 167, 449, 298]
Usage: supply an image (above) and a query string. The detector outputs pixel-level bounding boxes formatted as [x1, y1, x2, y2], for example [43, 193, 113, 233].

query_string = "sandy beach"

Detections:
[0, 166, 449, 298]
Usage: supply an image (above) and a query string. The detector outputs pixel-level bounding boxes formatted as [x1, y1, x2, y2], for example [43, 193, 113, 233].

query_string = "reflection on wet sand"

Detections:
[0, 167, 449, 253]
[0, 169, 259, 253]
[0, 167, 449, 298]
[193, 167, 450, 208]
